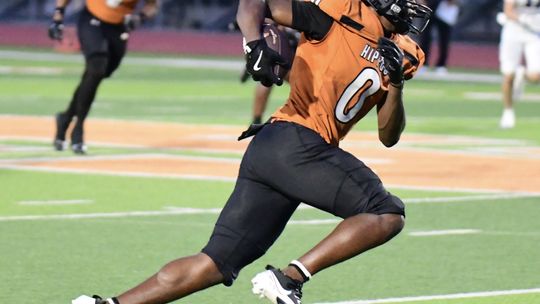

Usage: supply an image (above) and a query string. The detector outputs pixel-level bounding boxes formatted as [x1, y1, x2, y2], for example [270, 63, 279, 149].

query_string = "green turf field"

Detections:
[1, 49, 539, 304]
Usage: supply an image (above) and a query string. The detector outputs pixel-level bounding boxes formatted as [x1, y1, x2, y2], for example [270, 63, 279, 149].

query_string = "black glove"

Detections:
[244, 38, 289, 87]
[378, 37, 404, 85]
[123, 13, 146, 32]
[48, 7, 65, 41]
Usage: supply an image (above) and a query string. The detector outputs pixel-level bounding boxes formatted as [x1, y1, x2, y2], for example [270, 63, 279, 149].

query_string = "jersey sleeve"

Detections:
[394, 34, 425, 80]
[315, 0, 353, 21]
[292, 1, 334, 40]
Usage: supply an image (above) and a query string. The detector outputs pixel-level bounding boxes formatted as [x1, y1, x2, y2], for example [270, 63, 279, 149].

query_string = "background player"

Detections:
[497, 0, 540, 129]
[71, 0, 430, 303]
[49, 0, 158, 154]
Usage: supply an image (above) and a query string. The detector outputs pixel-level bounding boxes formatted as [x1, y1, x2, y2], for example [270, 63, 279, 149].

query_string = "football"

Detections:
[262, 23, 293, 80]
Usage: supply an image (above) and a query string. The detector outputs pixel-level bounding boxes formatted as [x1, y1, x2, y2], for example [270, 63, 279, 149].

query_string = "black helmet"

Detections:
[365, 0, 432, 34]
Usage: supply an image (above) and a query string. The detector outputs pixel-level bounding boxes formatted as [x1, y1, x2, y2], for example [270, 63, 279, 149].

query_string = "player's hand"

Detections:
[244, 38, 289, 87]
[48, 8, 65, 41]
[378, 37, 404, 86]
[48, 21, 64, 41]
[123, 13, 144, 32]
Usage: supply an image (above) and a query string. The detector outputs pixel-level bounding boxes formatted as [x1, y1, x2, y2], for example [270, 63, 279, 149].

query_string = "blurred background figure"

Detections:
[497, 0, 540, 129]
[49, 0, 158, 154]
[419, 0, 461, 75]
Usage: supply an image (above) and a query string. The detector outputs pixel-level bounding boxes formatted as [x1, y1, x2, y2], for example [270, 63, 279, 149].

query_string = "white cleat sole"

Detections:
[252, 270, 297, 304]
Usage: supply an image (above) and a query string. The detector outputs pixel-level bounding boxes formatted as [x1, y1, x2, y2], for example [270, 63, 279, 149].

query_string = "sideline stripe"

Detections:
[313, 288, 540, 304]
[408, 229, 481, 237]
[18, 199, 93, 206]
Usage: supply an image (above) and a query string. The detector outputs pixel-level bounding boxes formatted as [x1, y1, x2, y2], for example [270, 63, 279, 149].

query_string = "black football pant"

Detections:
[63, 7, 126, 143]
[202, 121, 405, 286]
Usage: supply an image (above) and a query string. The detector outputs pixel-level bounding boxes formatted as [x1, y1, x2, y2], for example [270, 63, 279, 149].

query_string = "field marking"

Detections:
[464, 91, 540, 103]
[1, 192, 538, 222]
[4, 164, 540, 196]
[313, 287, 540, 304]
[408, 229, 481, 237]
[0, 208, 222, 222]
[0, 164, 238, 182]
[403, 193, 540, 203]
[0, 65, 63, 75]
[18, 199, 93, 206]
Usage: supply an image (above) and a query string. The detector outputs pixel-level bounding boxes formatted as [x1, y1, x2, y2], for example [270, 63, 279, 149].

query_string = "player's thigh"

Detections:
[77, 9, 108, 59]
[202, 174, 299, 285]
[248, 122, 403, 218]
[524, 37, 540, 74]
[499, 24, 525, 75]
[103, 26, 127, 76]
[291, 139, 404, 218]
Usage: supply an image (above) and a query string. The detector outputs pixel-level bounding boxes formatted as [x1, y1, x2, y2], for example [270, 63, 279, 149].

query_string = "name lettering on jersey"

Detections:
[360, 44, 389, 77]
[360, 44, 380, 63]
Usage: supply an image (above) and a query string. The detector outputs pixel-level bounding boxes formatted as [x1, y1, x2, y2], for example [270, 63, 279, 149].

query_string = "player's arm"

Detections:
[237, 0, 290, 87]
[124, 0, 159, 32]
[267, 0, 333, 40]
[48, 0, 71, 40]
[141, 0, 159, 19]
[376, 38, 406, 148]
[503, 0, 518, 21]
[237, 0, 267, 42]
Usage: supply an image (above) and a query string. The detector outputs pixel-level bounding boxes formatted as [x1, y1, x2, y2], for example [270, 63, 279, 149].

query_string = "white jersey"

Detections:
[500, 0, 540, 74]
[506, 0, 540, 15]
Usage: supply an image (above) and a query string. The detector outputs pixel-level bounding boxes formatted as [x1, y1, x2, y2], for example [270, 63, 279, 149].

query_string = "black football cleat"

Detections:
[71, 143, 87, 155]
[252, 265, 303, 304]
[53, 112, 71, 151]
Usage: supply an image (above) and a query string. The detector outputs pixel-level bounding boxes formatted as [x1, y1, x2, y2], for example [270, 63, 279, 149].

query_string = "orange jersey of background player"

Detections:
[86, 0, 139, 24]
[271, 0, 425, 146]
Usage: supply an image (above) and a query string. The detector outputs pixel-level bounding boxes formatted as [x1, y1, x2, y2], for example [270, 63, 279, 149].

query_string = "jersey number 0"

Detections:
[335, 68, 381, 124]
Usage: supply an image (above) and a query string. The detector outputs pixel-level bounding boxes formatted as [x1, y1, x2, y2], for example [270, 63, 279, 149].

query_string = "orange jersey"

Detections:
[271, 0, 424, 146]
[86, 0, 139, 24]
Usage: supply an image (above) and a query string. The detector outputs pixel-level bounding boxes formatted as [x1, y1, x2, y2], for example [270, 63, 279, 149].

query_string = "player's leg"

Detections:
[418, 18, 433, 69]
[499, 23, 524, 129]
[252, 84, 273, 124]
[106, 149, 300, 304]
[435, 18, 452, 74]
[247, 122, 405, 301]
[59, 9, 111, 153]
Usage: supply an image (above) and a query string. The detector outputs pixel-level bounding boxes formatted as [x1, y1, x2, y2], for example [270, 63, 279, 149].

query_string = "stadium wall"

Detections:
[0, 23, 499, 70]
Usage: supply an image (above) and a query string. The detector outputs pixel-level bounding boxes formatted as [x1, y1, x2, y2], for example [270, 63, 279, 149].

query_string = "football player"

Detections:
[71, 0, 430, 303]
[49, 0, 158, 154]
[498, 0, 540, 129]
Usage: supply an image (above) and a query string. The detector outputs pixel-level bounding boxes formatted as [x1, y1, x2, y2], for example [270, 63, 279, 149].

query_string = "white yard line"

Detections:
[1, 192, 538, 222]
[18, 199, 93, 206]
[0, 164, 237, 182]
[3, 163, 540, 196]
[408, 229, 481, 237]
[403, 193, 540, 203]
[0, 208, 222, 222]
[313, 287, 540, 304]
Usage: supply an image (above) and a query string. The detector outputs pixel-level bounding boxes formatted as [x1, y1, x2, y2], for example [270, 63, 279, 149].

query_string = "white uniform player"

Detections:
[498, 0, 540, 129]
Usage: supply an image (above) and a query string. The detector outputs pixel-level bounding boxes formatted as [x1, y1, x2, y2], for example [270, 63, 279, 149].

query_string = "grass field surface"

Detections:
[1, 49, 539, 304]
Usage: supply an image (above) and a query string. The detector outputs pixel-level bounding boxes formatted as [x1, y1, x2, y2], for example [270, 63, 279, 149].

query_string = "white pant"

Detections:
[499, 21, 540, 75]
